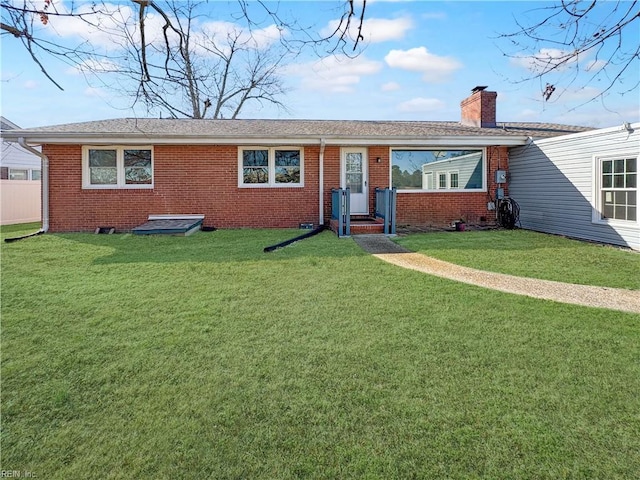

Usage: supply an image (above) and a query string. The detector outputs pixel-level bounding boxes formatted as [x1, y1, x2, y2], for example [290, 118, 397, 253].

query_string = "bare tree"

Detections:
[2, 0, 369, 110]
[70, 0, 290, 119]
[499, 0, 639, 104]
[122, 0, 369, 118]
[0, 0, 106, 90]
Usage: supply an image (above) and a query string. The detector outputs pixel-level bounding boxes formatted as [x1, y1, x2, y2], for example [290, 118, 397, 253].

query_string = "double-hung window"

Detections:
[437, 172, 447, 189]
[595, 155, 637, 223]
[239, 147, 303, 187]
[83, 146, 153, 189]
[449, 172, 459, 189]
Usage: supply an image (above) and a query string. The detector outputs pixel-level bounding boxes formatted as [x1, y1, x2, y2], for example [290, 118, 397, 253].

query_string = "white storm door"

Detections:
[342, 148, 368, 215]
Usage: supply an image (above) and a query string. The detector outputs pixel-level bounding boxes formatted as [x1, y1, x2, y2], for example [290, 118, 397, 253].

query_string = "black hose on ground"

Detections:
[264, 225, 328, 252]
[4, 230, 45, 243]
[497, 197, 520, 229]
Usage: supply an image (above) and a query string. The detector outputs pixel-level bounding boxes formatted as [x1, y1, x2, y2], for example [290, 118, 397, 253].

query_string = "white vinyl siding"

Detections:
[509, 124, 640, 250]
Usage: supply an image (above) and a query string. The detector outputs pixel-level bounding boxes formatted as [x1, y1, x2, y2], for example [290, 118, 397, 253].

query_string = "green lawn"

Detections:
[1, 226, 639, 479]
[396, 229, 640, 290]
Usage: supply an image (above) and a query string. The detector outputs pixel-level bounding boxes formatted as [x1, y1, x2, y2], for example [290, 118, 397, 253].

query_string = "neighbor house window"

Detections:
[423, 172, 433, 190]
[392, 149, 484, 191]
[430, 171, 460, 189]
[450, 172, 459, 189]
[31, 169, 41, 181]
[83, 146, 153, 188]
[239, 147, 303, 187]
[597, 156, 637, 222]
[437, 172, 447, 189]
[9, 168, 29, 180]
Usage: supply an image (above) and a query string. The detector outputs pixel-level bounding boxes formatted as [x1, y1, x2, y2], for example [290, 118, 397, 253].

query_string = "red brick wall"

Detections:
[322, 146, 341, 223]
[43, 143, 509, 232]
[44, 144, 319, 232]
[368, 146, 390, 200]
[461, 90, 497, 128]
[395, 146, 509, 227]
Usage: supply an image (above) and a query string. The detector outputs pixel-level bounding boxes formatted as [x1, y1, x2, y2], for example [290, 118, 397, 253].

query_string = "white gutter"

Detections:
[18, 138, 49, 232]
[3, 133, 534, 147]
[319, 138, 326, 225]
[518, 121, 640, 146]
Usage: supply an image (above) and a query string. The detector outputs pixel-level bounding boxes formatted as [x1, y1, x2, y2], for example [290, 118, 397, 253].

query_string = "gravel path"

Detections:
[353, 235, 640, 314]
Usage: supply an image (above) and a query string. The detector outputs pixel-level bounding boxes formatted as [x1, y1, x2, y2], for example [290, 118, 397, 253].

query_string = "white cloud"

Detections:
[321, 16, 413, 44]
[381, 82, 401, 92]
[198, 21, 283, 52]
[67, 59, 121, 75]
[585, 59, 608, 72]
[555, 86, 604, 102]
[46, 3, 282, 56]
[290, 55, 383, 93]
[359, 16, 414, 43]
[509, 48, 579, 73]
[46, 3, 140, 50]
[384, 46, 462, 82]
[250, 24, 283, 49]
[398, 97, 446, 113]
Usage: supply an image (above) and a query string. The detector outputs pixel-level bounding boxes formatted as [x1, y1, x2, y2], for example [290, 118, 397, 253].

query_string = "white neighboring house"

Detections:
[1, 117, 42, 225]
[509, 122, 639, 251]
[422, 151, 484, 190]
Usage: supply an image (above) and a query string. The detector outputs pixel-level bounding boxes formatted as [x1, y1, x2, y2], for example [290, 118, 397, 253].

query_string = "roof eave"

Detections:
[2, 132, 531, 147]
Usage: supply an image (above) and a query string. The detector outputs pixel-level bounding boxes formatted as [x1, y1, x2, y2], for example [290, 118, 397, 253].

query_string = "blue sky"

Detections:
[1, 1, 638, 128]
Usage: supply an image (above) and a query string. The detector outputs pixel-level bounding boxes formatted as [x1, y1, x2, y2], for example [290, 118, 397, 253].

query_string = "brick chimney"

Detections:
[460, 86, 497, 128]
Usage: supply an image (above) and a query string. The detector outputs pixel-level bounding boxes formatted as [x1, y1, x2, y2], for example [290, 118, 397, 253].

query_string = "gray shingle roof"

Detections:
[0, 117, 592, 144]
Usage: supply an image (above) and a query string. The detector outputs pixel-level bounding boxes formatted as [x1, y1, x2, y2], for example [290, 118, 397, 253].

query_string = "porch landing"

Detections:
[329, 216, 385, 235]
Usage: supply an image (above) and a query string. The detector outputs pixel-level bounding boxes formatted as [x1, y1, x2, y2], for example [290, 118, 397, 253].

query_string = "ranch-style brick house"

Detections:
[1, 87, 591, 235]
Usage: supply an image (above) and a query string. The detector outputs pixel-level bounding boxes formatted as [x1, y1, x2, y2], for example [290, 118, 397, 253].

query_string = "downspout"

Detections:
[19, 138, 49, 232]
[319, 138, 326, 226]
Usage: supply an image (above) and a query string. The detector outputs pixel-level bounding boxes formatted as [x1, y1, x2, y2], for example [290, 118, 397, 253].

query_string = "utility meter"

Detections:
[495, 170, 507, 184]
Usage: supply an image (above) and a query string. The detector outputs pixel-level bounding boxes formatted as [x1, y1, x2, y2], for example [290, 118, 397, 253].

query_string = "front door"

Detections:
[342, 148, 368, 215]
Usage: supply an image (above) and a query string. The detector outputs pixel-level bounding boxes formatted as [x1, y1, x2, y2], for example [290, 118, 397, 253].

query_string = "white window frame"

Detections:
[592, 153, 638, 226]
[8, 168, 29, 180]
[423, 171, 434, 190]
[449, 171, 459, 189]
[82, 146, 154, 189]
[238, 146, 304, 188]
[437, 172, 447, 190]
